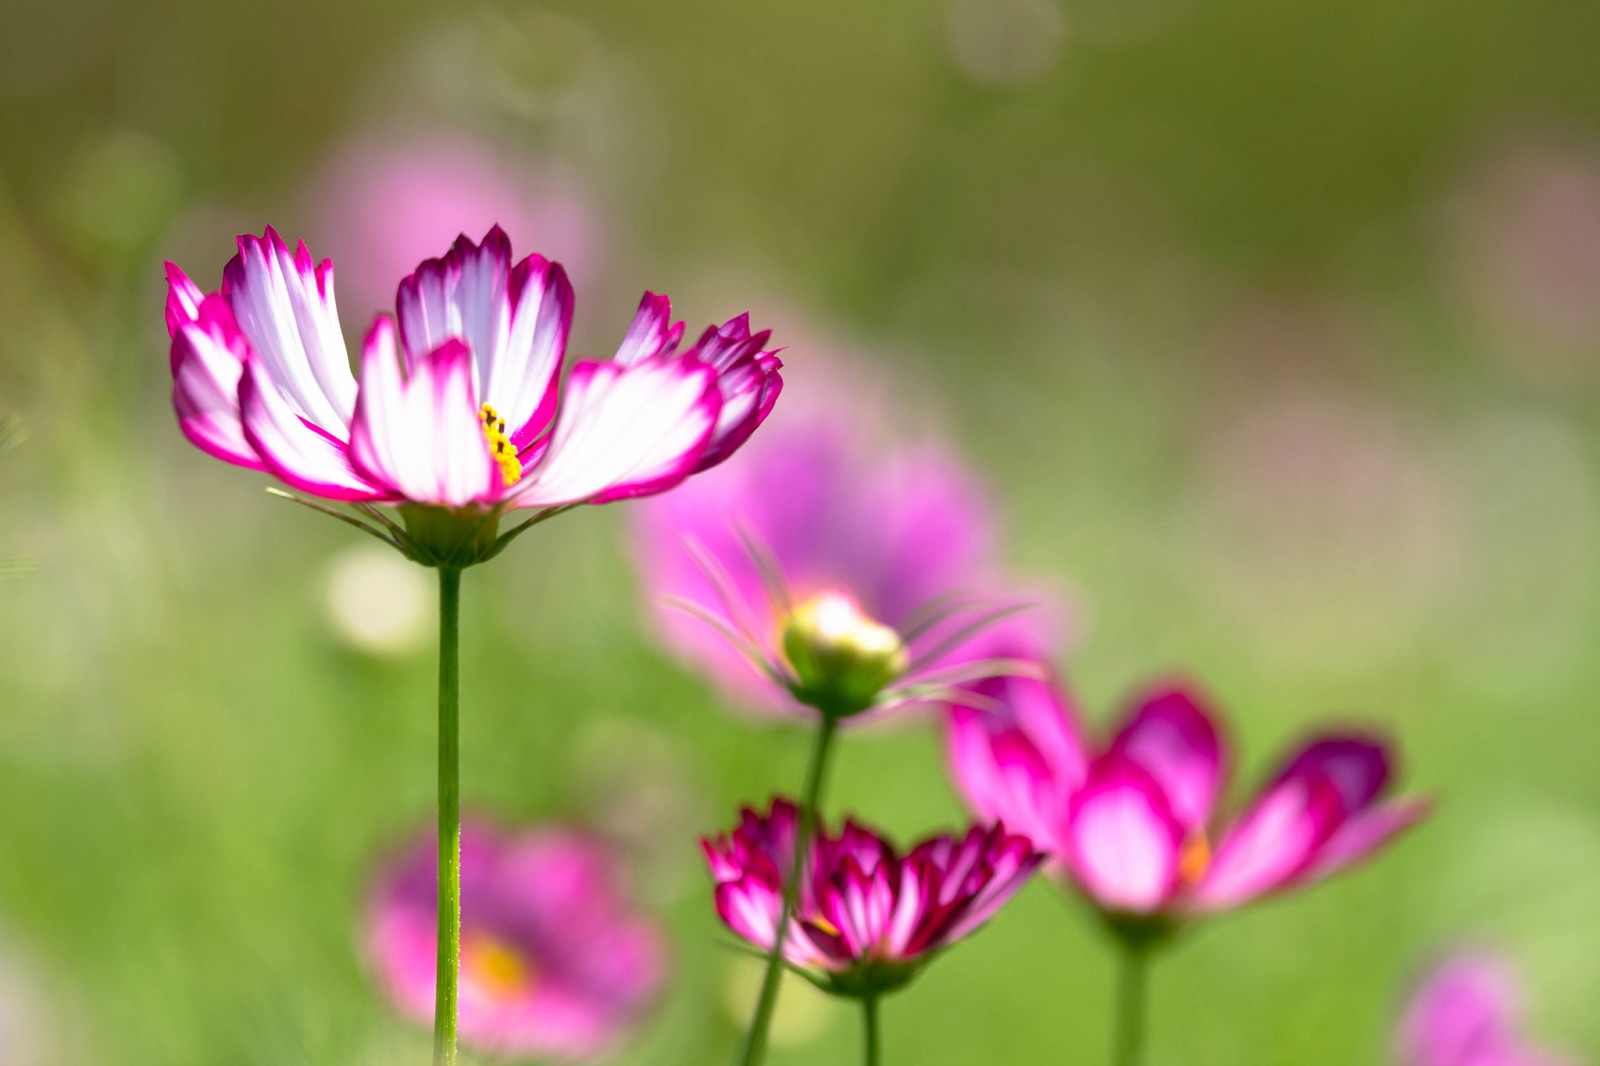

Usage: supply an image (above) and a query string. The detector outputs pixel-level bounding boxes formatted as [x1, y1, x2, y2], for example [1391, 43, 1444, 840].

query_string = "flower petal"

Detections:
[681, 313, 784, 472]
[1108, 684, 1226, 832]
[513, 357, 720, 507]
[1273, 733, 1394, 815]
[947, 664, 1089, 859]
[1301, 796, 1430, 883]
[222, 228, 356, 435]
[171, 295, 264, 470]
[1064, 757, 1185, 913]
[348, 319, 499, 508]
[239, 355, 388, 501]
[1398, 953, 1524, 1066]
[1189, 772, 1345, 912]
[163, 261, 205, 337]
[395, 228, 574, 448]
[611, 292, 685, 366]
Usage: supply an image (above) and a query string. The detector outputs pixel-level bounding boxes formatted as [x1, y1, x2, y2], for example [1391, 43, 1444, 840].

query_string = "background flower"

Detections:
[367, 821, 667, 1061]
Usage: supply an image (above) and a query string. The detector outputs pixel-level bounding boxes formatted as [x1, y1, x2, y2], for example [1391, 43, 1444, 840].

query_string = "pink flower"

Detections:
[163, 226, 781, 563]
[307, 132, 603, 321]
[946, 667, 1428, 927]
[631, 391, 1036, 718]
[702, 798, 1042, 997]
[366, 821, 667, 1061]
[1398, 952, 1580, 1066]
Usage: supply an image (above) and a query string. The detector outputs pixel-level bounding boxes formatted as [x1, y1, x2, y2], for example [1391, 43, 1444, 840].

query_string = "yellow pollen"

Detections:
[809, 914, 841, 937]
[1178, 832, 1211, 887]
[462, 933, 535, 1001]
[480, 404, 523, 485]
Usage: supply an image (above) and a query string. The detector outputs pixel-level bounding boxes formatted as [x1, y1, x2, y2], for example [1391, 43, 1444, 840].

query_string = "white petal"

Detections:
[348, 319, 498, 508]
[513, 357, 719, 508]
[223, 228, 356, 435]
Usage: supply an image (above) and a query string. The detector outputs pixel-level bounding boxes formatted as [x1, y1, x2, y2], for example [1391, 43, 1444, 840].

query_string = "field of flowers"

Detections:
[3, 0, 1600, 1064]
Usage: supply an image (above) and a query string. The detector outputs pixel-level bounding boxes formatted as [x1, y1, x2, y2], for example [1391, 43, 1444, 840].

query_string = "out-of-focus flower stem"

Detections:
[433, 566, 462, 1066]
[862, 994, 881, 1066]
[734, 714, 839, 1066]
[1113, 944, 1149, 1066]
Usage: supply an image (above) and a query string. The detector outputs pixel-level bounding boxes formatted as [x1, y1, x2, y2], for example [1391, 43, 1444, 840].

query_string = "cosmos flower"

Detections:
[946, 666, 1428, 932]
[1397, 951, 1580, 1066]
[367, 821, 667, 1061]
[703, 798, 1042, 998]
[631, 391, 1039, 720]
[163, 225, 781, 565]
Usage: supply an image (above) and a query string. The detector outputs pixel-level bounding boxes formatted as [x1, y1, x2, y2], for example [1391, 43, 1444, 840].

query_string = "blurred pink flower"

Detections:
[161, 226, 781, 550]
[367, 821, 667, 1060]
[630, 376, 1042, 718]
[1398, 952, 1579, 1066]
[702, 798, 1041, 997]
[1460, 138, 1600, 352]
[308, 132, 603, 321]
[946, 668, 1428, 925]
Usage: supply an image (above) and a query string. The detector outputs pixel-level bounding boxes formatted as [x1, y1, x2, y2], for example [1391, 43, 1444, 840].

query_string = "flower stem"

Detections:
[1112, 945, 1148, 1066]
[433, 566, 462, 1066]
[734, 714, 840, 1066]
[862, 995, 881, 1066]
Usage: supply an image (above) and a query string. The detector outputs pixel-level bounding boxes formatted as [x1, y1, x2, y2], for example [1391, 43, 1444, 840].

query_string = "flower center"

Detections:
[1178, 832, 1211, 887]
[480, 404, 523, 486]
[462, 931, 536, 1001]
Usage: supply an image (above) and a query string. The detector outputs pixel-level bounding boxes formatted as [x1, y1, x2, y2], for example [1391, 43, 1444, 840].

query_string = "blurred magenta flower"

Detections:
[163, 225, 781, 564]
[308, 132, 603, 321]
[368, 821, 667, 1061]
[631, 391, 1036, 720]
[947, 669, 1429, 928]
[1398, 952, 1579, 1066]
[702, 798, 1041, 998]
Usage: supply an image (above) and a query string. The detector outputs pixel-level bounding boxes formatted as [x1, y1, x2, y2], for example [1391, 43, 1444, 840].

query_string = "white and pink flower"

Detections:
[163, 226, 782, 562]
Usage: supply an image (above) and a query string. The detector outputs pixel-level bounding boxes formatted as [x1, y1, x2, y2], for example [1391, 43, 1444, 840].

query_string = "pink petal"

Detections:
[1064, 757, 1185, 914]
[1274, 733, 1394, 815]
[348, 319, 499, 508]
[611, 292, 686, 366]
[171, 294, 264, 470]
[239, 355, 388, 502]
[947, 662, 1089, 859]
[1398, 953, 1524, 1066]
[163, 261, 205, 337]
[682, 313, 784, 472]
[222, 228, 356, 435]
[513, 357, 720, 507]
[1301, 796, 1430, 883]
[1189, 773, 1344, 912]
[395, 228, 573, 448]
[1108, 683, 1227, 832]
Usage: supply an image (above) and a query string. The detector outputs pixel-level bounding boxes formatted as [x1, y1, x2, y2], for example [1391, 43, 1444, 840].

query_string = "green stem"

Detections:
[433, 567, 462, 1066]
[862, 995, 881, 1066]
[734, 715, 840, 1066]
[1112, 945, 1148, 1066]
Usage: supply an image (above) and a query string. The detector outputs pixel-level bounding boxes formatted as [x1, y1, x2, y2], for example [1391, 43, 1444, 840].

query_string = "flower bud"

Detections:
[780, 591, 908, 717]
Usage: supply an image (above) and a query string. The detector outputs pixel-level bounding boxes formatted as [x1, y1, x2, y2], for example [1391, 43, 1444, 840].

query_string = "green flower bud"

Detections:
[781, 591, 908, 718]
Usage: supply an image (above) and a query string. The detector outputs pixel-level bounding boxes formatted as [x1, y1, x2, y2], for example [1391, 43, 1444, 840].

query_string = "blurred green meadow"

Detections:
[4, 0, 1600, 1062]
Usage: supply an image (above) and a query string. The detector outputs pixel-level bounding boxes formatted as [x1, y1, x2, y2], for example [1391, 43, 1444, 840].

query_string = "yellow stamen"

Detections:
[1179, 832, 1211, 887]
[809, 914, 842, 937]
[462, 932, 535, 1001]
[480, 403, 523, 485]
